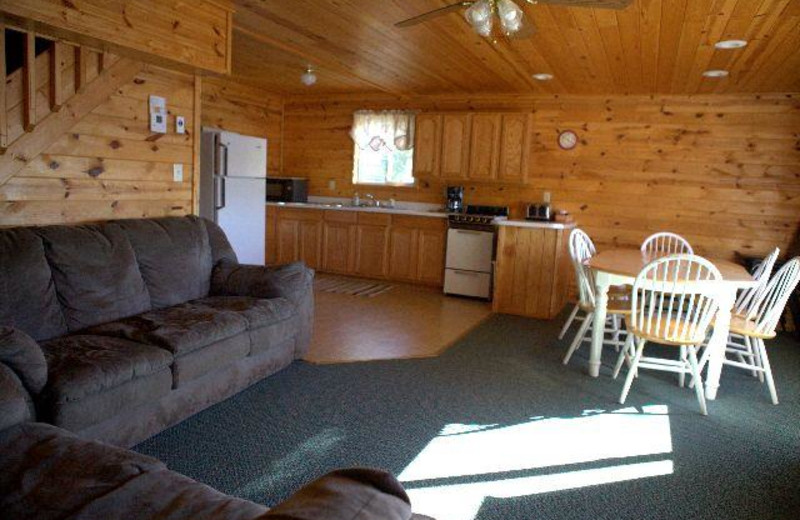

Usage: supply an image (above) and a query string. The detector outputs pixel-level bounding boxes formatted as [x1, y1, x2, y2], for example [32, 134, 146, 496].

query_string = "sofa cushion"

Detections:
[193, 296, 297, 355]
[36, 223, 151, 331]
[0, 422, 268, 520]
[90, 303, 248, 357]
[0, 365, 35, 431]
[0, 327, 47, 394]
[0, 228, 67, 341]
[113, 216, 213, 308]
[205, 218, 238, 266]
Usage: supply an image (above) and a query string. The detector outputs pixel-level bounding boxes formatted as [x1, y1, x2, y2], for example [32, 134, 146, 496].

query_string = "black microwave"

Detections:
[266, 177, 308, 203]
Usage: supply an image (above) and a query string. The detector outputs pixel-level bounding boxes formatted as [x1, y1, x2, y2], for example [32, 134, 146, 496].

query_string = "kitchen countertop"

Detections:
[266, 200, 448, 218]
[495, 219, 577, 230]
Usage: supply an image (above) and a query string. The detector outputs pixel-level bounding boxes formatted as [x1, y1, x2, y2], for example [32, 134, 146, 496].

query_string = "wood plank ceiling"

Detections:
[231, 0, 800, 95]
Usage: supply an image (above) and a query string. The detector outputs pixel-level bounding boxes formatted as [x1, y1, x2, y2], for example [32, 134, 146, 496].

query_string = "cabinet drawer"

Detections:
[324, 210, 358, 223]
[393, 215, 446, 230]
[357, 212, 392, 226]
[279, 207, 323, 221]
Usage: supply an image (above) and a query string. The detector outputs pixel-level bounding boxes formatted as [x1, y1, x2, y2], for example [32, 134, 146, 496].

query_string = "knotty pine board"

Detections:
[283, 92, 800, 260]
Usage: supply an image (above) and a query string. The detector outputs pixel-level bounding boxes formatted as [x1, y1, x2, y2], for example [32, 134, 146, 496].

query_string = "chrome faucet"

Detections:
[364, 193, 377, 207]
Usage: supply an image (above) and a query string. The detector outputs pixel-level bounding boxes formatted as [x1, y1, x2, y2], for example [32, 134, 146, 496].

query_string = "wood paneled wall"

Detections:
[0, 46, 197, 226]
[201, 77, 284, 175]
[283, 93, 800, 261]
[0, 0, 234, 74]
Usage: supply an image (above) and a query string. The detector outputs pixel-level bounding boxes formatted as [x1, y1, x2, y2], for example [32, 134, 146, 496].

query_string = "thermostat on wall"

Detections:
[149, 95, 167, 134]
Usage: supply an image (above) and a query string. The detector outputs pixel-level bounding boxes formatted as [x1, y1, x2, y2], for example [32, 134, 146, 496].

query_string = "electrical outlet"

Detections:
[176, 116, 186, 134]
[173, 163, 184, 183]
[328, 179, 336, 190]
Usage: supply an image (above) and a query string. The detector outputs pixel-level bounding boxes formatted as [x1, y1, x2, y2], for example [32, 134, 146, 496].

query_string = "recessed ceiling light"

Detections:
[300, 66, 317, 86]
[715, 39, 748, 49]
[702, 69, 729, 78]
[532, 73, 554, 81]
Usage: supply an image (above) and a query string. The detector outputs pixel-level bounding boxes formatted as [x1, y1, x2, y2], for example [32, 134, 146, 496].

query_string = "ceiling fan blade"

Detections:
[395, 2, 474, 28]
[533, 0, 633, 9]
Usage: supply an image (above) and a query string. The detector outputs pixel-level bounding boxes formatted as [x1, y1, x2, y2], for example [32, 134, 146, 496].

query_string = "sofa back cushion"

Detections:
[0, 229, 67, 341]
[204, 218, 238, 266]
[114, 217, 213, 308]
[37, 224, 151, 331]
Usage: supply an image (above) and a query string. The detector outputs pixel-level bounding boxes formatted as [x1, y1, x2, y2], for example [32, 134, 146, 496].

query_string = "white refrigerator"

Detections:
[200, 128, 267, 265]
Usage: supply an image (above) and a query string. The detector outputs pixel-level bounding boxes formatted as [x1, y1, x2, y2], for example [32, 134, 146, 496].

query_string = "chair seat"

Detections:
[629, 313, 709, 346]
[580, 294, 632, 315]
[723, 315, 775, 340]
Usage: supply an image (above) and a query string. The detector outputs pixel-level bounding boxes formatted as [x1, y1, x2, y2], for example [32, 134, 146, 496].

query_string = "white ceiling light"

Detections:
[532, 73, 553, 81]
[715, 39, 748, 49]
[464, 0, 534, 38]
[702, 69, 729, 78]
[300, 67, 317, 86]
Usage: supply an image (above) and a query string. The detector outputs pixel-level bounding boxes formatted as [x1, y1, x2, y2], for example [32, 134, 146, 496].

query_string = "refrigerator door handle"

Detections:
[219, 142, 229, 177]
[214, 177, 226, 210]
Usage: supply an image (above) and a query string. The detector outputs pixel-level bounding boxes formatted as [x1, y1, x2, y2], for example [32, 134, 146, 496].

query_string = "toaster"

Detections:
[526, 203, 552, 221]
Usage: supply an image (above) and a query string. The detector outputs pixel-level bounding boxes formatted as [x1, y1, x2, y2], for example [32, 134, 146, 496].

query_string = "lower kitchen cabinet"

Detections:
[492, 224, 573, 319]
[268, 205, 447, 286]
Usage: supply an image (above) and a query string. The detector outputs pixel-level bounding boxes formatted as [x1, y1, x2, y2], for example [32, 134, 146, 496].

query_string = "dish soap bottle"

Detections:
[352, 191, 360, 207]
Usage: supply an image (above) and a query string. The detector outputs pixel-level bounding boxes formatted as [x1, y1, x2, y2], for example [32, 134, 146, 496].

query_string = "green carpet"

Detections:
[135, 313, 800, 520]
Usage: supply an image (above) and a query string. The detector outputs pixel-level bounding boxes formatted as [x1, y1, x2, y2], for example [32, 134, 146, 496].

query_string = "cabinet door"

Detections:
[440, 114, 471, 179]
[266, 206, 278, 265]
[276, 219, 300, 265]
[323, 221, 357, 273]
[298, 220, 323, 269]
[389, 226, 419, 281]
[498, 113, 531, 182]
[468, 113, 501, 180]
[356, 224, 389, 278]
[414, 114, 442, 178]
[417, 226, 446, 286]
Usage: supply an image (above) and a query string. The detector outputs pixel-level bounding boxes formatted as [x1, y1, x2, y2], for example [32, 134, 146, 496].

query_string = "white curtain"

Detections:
[350, 110, 416, 152]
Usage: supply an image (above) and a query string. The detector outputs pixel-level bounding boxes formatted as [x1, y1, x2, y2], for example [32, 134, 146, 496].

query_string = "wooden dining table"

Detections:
[585, 249, 757, 401]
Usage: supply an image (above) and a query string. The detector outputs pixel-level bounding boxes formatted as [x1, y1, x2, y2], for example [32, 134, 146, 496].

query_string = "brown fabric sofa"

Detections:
[0, 373, 427, 520]
[0, 216, 314, 447]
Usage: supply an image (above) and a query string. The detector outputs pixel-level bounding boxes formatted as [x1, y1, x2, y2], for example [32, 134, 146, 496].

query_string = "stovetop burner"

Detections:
[448, 205, 509, 229]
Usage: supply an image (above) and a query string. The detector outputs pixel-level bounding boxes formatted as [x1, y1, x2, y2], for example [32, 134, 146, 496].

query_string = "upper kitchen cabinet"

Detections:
[497, 113, 532, 183]
[468, 113, 502, 181]
[414, 114, 442, 178]
[440, 114, 472, 180]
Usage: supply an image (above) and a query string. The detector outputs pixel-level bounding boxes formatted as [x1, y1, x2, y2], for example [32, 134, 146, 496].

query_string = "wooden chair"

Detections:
[562, 229, 629, 365]
[698, 257, 800, 405]
[613, 254, 722, 415]
[641, 232, 693, 258]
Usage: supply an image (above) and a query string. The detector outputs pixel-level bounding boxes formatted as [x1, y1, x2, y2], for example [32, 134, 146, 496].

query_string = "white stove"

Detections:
[444, 205, 509, 300]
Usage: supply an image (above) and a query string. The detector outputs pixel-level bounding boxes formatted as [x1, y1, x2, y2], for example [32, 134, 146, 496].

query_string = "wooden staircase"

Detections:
[0, 25, 144, 186]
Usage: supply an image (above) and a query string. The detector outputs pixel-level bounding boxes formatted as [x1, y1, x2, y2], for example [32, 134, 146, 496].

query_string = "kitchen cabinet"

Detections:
[493, 224, 573, 319]
[356, 212, 391, 278]
[468, 113, 501, 180]
[414, 114, 442, 178]
[440, 114, 471, 179]
[498, 113, 531, 182]
[274, 207, 323, 269]
[322, 211, 357, 273]
[269, 206, 447, 286]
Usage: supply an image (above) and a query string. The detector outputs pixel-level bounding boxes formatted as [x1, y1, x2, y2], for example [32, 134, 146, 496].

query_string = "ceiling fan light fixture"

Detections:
[702, 69, 729, 78]
[300, 67, 317, 86]
[532, 73, 553, 81]
[497, 0, 524, 34]
[715, 39, 748, 49]
[465, 0, 492, 25]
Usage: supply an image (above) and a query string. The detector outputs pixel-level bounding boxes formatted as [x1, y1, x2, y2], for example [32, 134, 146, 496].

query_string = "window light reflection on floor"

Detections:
[400, 405, 674, 520]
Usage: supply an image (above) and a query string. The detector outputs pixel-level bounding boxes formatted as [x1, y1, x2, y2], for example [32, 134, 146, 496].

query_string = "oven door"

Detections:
[445, 228, 495, 272]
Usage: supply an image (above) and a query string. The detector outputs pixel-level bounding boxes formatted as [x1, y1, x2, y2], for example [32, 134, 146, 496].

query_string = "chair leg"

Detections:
[558, 303, 580, 340]
[619, 338, 645, 404]
[612, 333, 632, 379]
[612, 315, 621, 352]
[746, 335, 764, 383]
[679, 345, 687, 388]
[756, 338, 779, 405]
[688, 346, 708, 416]
[563, 312, 593, 365]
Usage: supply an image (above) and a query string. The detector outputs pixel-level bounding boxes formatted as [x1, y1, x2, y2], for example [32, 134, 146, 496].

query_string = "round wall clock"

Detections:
[558, 130, 578, 150]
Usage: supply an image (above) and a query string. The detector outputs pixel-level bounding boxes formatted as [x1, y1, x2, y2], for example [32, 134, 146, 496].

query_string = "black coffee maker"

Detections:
[446, 186, 464, 213]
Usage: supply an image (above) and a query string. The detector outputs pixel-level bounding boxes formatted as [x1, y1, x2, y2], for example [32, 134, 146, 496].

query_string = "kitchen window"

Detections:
[351, 110, 415, 186]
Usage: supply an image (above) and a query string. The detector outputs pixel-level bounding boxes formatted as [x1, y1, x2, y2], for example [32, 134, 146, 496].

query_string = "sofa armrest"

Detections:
[211, 261, 315, 358]
[0, 327, 47, 395]
[259, 468, 416, 520]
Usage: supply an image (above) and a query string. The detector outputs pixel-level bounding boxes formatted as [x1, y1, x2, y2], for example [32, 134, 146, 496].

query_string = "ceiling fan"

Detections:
[396, 0, 632, 40]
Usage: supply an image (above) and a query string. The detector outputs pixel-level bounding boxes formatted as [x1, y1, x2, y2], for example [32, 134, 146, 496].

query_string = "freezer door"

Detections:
[220, 131, 267, 178]
[445, 228, 495, 272]
[216, 177, 266, 265]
